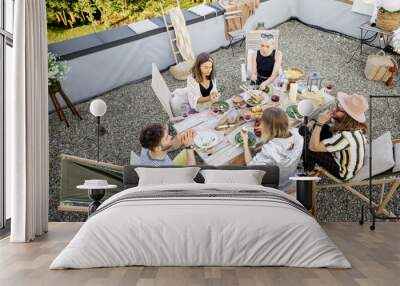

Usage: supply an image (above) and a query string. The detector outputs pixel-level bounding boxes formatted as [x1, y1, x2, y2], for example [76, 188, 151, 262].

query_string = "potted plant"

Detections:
[377, 0, 400, 31]
[48, 52, 70, 92]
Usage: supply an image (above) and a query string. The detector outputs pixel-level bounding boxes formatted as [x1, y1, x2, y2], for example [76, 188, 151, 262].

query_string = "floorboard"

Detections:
[0, 222, 399, 286]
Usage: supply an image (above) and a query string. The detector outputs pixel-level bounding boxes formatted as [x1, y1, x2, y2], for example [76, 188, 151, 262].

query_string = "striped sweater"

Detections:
[322, 130, 367, 181]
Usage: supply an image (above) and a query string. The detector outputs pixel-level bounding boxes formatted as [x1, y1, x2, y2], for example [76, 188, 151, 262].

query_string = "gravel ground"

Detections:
[49, 20, 400, 222]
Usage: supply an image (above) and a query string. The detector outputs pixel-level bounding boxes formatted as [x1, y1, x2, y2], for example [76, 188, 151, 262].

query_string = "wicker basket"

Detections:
[169, 60, 194, 81]
[377, 9, 400, 32]
[284, 67, 305, 83]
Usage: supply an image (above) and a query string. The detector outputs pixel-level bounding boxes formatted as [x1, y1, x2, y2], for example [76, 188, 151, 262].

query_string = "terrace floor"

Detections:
[49, 20, 400, 222]
[1, 222, 399, 286]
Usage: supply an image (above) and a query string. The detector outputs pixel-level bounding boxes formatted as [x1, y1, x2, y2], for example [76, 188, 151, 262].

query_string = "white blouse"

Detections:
[186, 75, 218, 109]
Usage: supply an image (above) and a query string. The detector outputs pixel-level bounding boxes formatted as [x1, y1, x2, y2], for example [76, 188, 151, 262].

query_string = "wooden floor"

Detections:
[0, 222, 399, 286]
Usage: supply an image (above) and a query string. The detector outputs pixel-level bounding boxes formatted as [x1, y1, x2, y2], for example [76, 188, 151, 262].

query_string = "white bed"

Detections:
[50, 183, 350, 269]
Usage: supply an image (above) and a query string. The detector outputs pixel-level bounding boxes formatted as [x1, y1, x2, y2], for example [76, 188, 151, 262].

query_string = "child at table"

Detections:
[241, 108, 303, 192]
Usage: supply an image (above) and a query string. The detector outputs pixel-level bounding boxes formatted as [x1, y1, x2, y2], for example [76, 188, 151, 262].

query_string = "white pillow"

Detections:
[200, 169, 265, 185]
[136, 167, 200, 186]
[352, 132, 395, 182]
[170, 88, 189, 117]
[393, 143, 400, 173]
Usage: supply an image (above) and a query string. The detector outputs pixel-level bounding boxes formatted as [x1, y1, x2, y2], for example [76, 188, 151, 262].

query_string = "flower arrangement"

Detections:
[48, 52, 70, 91]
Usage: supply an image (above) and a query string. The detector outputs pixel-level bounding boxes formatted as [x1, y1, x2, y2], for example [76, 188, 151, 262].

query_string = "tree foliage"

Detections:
[46, 0, 200, 28]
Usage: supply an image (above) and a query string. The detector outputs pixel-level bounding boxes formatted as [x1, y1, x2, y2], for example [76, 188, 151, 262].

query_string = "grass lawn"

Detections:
[47, 0, 201, 44]
[48, 24, 111, 44]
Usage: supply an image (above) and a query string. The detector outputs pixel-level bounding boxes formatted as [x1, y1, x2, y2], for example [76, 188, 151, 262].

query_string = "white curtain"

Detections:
[7, 0, 49, 242]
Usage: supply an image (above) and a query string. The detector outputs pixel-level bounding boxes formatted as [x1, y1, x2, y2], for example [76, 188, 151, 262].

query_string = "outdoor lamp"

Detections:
[382, 0, 400, 13]
[89, 99, 107, 161]
[295, 99, 316, 210]
[298, 99, 314, 171]
[306, 71, 322, 91]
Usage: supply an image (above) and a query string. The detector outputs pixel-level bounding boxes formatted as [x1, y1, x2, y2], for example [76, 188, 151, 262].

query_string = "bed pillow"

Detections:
[135, 167, 200, 186]
[393, 143, 400, 173]
[352, 131, 395, 182]
[200, 169, 266, 185]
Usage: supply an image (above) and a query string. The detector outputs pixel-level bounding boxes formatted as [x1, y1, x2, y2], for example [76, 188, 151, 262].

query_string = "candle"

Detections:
[289, 83, 298, 104]
[241, 63, 247, 82]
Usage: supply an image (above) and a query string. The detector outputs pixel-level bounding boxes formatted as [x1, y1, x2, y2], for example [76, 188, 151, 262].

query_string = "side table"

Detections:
[347, 21, 394, 64]
[290, 176, 321, 216]
[77, 182, 117, 215]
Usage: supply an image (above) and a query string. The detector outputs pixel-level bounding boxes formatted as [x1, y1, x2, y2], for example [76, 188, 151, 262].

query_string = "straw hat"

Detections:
[337, 92, 369, 123]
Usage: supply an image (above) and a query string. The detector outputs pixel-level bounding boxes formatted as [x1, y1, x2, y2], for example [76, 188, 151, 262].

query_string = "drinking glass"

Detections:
[325, 82, 334, 94]
[242, 111, 252, 122]
[181, 104, 190, 118]
[211, 104, 220, 115]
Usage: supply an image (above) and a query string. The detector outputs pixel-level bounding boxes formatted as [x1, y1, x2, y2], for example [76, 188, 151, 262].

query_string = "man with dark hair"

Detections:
[139, 124, 196, 166]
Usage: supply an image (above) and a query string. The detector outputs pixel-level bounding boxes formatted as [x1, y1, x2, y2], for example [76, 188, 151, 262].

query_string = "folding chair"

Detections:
[311, 138, 400, 220]
[245, 29, 280, 80]
[151, 63, 183, 123]
[224, 10, 246, 56]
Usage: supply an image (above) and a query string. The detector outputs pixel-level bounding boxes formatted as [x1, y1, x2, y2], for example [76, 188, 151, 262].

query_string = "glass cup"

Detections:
[181, 104, 189, 118]
[211, 104, 220, 115]
[242, 111, 252, 122]
[325, 82, 334, 94]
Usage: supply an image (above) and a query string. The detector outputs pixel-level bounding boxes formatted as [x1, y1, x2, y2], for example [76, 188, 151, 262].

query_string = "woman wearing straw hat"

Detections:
[303, 92, 369, 181]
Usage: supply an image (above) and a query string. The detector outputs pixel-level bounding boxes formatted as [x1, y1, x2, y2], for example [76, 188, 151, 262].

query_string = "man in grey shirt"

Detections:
[139, 123, 196, 166]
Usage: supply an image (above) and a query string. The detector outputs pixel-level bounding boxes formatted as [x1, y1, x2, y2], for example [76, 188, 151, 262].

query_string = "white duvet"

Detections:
[50, 183, 350, 269]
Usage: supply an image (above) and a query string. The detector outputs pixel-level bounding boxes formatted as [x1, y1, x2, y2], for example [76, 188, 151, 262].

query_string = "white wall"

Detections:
[58, 15, 227, 110]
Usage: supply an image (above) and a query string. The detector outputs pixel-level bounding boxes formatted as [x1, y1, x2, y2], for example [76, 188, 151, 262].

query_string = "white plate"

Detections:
[194, 131, 220, 149]
[242, 90, 270, 106]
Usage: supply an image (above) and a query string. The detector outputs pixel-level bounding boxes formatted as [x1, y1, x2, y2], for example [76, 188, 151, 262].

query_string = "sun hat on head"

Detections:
[337, 92, 369, 123]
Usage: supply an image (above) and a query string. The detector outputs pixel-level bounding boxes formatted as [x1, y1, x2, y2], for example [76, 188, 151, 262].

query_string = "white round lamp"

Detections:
[382, 0, 400, 13]
[89, 99, 107, 161]
[298, 99, 314, 117]
[90, 99, 107, 117]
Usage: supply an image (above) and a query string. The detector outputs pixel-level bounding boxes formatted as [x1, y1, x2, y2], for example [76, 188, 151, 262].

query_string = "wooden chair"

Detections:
[225, 10, 246, 56]
[151, 63, 183, 123]
[311, 138, 400, 219]
[245, 29, 280, 80]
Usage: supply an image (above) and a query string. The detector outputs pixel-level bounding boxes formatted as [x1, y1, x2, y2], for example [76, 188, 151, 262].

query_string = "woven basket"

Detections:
[377, 9, 400, 32]
[169, 60, 194, 81]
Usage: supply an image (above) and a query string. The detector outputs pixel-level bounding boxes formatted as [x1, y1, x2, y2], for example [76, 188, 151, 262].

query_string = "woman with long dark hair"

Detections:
[186, 52, 220, 109]
[302, 93, 368, 181]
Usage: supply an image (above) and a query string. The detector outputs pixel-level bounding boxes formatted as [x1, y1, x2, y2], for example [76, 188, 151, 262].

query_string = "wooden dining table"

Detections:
[173, 86, 335, 166]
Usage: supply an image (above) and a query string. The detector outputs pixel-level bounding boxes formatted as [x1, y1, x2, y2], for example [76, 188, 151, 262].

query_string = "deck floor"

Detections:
[0, 222, 399, 286]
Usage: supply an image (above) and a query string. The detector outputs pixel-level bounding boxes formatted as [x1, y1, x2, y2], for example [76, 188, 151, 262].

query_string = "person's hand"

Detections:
[250, 74, 257, 82]
[240, 127, 249, 147]
[176, 133, 183, 144]
[210, 91, 220, 102]
[259, 82, 267, 91]
[307, 120, 316, 130]
[181, 129, 195, 147]
[318, 111, 333, 125]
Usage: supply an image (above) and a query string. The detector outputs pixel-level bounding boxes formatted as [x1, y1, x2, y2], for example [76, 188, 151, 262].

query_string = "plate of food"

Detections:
[210, 100, 230, 113]
[194, 131, 220, 149]
[249, 105, 263, 119]
[286, 105, 303, 120]
[235, 129, 257, 146]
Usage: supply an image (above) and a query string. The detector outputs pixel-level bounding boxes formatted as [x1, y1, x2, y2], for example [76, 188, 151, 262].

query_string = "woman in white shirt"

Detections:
[241, 107, 303, 192]
[186, 53, 221, 110]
